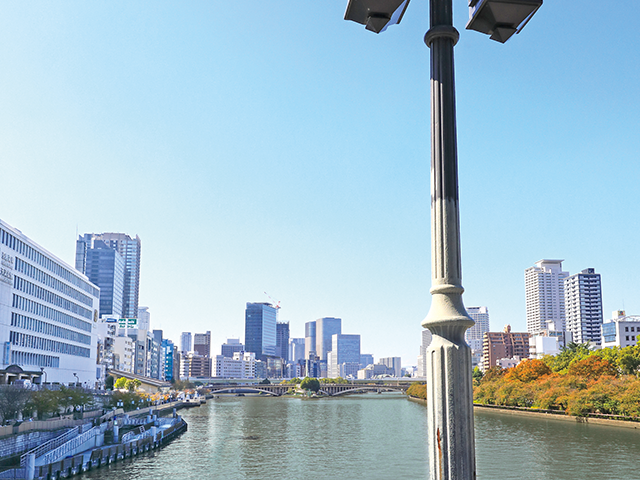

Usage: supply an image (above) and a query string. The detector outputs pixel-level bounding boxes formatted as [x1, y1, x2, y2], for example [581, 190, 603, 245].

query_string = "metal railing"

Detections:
[20, 425, 83, 466]
[39, 425, 99, 465]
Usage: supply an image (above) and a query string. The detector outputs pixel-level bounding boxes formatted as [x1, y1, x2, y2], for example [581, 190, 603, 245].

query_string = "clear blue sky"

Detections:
[1, 1, 639, 365]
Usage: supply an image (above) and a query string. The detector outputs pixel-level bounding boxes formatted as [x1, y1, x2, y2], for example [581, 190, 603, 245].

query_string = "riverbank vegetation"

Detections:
[474, 343, 640, 417]
[406, 382, 426, 400]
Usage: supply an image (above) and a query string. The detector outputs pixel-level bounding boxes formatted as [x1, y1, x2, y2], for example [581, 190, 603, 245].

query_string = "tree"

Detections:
[105, 376, 115, 390]
[29, 389, 59, 420]
[299, 377, 320, 392]
[505, 359, 551, 383]
[114, 377, 127, 389]
[124, 379, 141, 391]
[0, 386, 31, 422]
[259, 378, 271, 385]
[567, 356, 617, 379]
[472, 367, 484, 385]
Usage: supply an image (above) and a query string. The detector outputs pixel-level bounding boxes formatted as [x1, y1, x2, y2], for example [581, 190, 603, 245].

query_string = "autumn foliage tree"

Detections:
[505, 359, 551, 382]
[567, 356, 617, 379]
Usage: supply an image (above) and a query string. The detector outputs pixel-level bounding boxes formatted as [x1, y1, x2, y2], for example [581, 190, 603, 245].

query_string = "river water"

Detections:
[81, 393, 640, 480]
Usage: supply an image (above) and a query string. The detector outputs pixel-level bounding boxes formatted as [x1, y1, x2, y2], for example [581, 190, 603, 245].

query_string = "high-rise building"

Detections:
[360, 353, 374, 368]
[289, 338, 305, 363]
[379, 357, 402, 377]
[465, 306, 490, 342]
[525, 259, 569, 335]
[221, 338, 244, 358]
[76, 233, 141, 318]
[180, 332, 192, 352]
[161, 338, 175, 381]
[315, 317, 342, 362]
[564, 268, 603, 345]
[304, 321, 316, 359]
[194, 331, 211, 357]
[482, 325, 530, 371]
[0, 219, 100, 385]
[276, 322, 290, 362]
[137, 306, 151, 330]
[244, 303, 277, 361]
[466, 306, 490, 368]
[82, 241, 125, 318]
[329, 334, 360, 378]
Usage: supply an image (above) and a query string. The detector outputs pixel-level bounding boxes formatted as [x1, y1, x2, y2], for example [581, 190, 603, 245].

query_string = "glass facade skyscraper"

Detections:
[244, 302, 277, 361]
[83, 241, 125, 318]
[315, 317, 342, 361]
[76, 232, 141, 318]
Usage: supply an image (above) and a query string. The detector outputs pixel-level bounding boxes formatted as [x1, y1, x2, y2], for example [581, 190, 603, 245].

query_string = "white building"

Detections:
[137, 306, 151, 330]
[212, 352, 256, 379]
[378, 356, 402, 377]
[288, 338, 305, 363]
[112, 335, 134, 372]
[0, 219, 99, 385]
[529, 334, 560, 359]
[601, 311, 640, 349]
[466, 306, 490, 368]
[417, 329, 432, 378]
[180, 332, 192, 353]
[525, 260, 569, 335]
[564, 268, 603, 345]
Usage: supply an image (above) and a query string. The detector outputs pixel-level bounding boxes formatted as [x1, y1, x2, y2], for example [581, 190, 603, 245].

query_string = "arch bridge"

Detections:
[207, 381, 410, 397]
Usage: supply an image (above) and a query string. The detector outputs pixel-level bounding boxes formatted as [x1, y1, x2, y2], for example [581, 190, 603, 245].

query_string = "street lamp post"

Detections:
[344, 0, 542, 478]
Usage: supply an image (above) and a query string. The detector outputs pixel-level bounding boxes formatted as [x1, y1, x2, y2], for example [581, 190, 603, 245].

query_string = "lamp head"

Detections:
[466, 0, 542, 43]
[344, 0, 410, 33]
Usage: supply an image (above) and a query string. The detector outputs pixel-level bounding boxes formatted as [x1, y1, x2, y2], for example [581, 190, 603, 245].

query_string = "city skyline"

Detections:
[2, 2, 639, 364]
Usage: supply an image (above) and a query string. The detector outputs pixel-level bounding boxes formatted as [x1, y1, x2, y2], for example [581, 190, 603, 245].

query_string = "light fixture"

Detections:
[344, 0, 411, 33]
[466, 0, 543, 43]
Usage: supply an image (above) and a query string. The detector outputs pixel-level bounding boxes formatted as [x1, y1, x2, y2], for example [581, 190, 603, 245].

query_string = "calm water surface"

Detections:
[81, 394, 640, 479]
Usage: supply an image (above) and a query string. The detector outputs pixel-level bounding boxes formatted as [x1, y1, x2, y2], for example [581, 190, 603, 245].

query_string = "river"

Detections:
[81, 393, 640, 479]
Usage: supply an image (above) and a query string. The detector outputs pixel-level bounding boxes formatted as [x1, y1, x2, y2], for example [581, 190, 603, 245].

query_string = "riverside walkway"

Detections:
[0, 401, 192, 480]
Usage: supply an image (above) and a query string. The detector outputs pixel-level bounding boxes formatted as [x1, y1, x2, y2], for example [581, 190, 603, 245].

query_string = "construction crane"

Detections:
[264, 292, 281, 309]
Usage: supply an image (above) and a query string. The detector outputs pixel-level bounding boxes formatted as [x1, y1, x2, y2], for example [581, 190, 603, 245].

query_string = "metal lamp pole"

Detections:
[421, 1, 476, 477]
[344, 1, 542, 478]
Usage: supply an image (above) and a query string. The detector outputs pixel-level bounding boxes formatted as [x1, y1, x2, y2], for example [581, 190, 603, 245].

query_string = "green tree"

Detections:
[0, 386, 31, 422]
[114, 377, 127, 389]
[472, 367, 484, 385]
[300, 377, 320, 392]
[105, 376, 115, 390]
[259, 378, 271, 385]
[124, 379, 141, 392]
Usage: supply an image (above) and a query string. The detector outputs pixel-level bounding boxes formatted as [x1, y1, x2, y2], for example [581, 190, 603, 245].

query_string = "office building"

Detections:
[194, 331, 211, 357]
[564, 268, 603, 345]
[482, 325, 530, 371]
[329, 334, 360, 378]
[180, 351, 211, 378]
[245, 303, 277, 361]
[161, 338, 175, 381]
[81, 242, 125, 318]
[288, 338, 305, 363]
[76, 232, 141, 318]
[0, 219, 99, 385]
[360, 353, 374, 368]
[466, 306, 490, 368]
[602, 310, 640, 349]
[137, 306, 151, 330]
[525, 259, 569, 336]
[221, 338, 244, 358]
[304, 321, 316, 359]
[180, 332, 192, 352]
[276, 322, 290, 362]
[212, 352, 256, 379]
[379, 356, 402, 377]
[315, 317, 342, 362]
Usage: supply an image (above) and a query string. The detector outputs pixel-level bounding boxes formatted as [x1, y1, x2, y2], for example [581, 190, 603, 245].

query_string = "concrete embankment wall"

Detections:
[0, 429, 69, 464]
